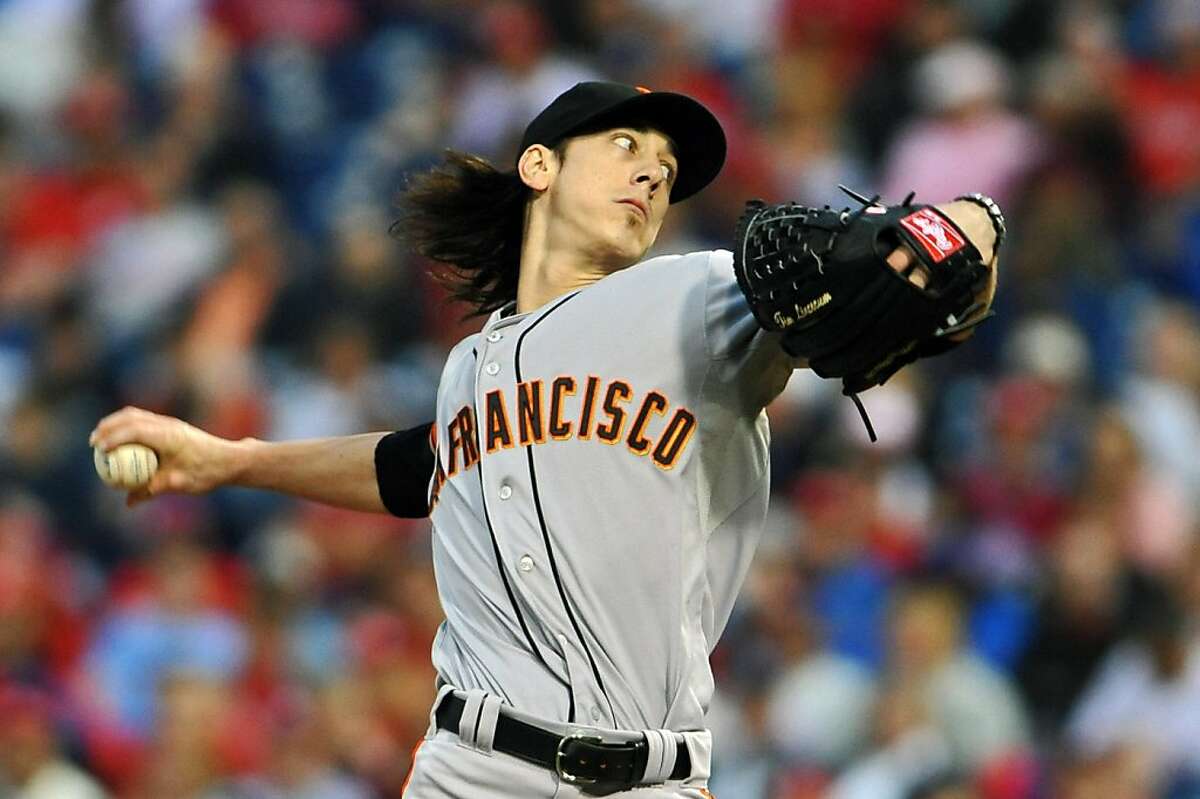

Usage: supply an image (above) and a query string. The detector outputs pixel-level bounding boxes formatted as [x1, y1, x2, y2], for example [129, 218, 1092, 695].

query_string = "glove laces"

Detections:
[848, 392, 877, 443]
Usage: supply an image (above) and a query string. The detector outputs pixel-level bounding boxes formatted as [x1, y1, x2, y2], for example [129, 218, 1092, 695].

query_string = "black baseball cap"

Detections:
[518, 81, 726, 203]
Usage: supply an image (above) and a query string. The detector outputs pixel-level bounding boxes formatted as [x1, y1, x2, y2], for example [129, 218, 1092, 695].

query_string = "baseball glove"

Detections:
[733, 187, 1003, 438]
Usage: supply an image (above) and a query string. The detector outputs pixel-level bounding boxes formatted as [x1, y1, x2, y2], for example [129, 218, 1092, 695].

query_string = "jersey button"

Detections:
[485, 362, 500, 376]
[498, 484, 513, 500]
[590, 706, 602, 722]
[486, 331, 503, 343]
[518, 555, 534, 572]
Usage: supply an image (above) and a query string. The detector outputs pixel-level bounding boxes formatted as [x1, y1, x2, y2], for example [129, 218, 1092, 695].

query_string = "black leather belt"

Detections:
[435, 693, 690, 794]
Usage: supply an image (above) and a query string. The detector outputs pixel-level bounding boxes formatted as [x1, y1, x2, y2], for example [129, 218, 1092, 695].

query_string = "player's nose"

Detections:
[632, 165, 664, 200]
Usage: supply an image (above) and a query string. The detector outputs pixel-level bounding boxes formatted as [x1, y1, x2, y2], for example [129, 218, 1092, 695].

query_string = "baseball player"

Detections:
[90, 82, 1003, 797]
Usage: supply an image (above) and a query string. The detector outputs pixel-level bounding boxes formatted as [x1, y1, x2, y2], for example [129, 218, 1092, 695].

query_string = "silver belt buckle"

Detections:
[555, 732, 604, 786]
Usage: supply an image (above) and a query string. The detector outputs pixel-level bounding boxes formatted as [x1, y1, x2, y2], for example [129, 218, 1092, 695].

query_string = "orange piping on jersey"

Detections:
[516, 379, 547, 446]
[549, 376, 577, 439]
[400, 739, 425, 796]
[651, 407, 697, 469]
[626, 390, 668, 455]
[485, 389, 515, 452]
[577, 375, 602, 439]
[596, 380, 633, 444]
[429, 443, 449, 507]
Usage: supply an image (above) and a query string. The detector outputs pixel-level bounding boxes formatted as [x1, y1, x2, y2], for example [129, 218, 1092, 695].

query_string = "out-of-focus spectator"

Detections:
[176, 180, 294, 442]
[1114, 0, 1200, 198]
[219, 689, 373, 799]
[83, 132, 226, 347]
[1016, 510, 1167, 741]
[0, 0, 88, 123]
[847, 0, 969, 170]
[0, 684, 108, 799]
[764, 603, 877, 770]
[886, 583, 1031, 773]
[632, 0, 782, 69]
[1052, 746, 1162, 799]
[776, 0, 913, 79]
[791, 468, 895, 669]
[449, 1, 599, 159]
[942, 377, 1069, 594]
[828, 678, 955, 799]
[705, 687, 779, 799]
[0, 493, 94, 682]
[2, 68, 149, 323]
[880, 39, 1042, 207]
[765, 45, 871, 208]
[1078, 408, 1195, 575]
[123, 673, 231, 799]
[82, 505, 249, 740]
[1066, 591, 1200, 793]
[1118, 301, 1200, 507]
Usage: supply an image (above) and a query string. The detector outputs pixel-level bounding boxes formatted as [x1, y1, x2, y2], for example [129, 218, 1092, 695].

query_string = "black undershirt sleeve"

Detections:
[374, 421, 436, 518]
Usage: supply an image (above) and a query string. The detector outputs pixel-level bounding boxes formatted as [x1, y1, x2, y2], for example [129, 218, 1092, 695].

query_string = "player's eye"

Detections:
[614, 134, 635, 152]
[660, 163, 675, 183]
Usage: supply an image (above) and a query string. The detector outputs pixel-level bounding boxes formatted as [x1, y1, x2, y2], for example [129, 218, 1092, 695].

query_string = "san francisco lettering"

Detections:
[429, 376, 697, 507]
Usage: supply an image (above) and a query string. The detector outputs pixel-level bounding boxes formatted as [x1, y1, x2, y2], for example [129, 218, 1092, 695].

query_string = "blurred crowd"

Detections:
[2, 0, 1200, 797]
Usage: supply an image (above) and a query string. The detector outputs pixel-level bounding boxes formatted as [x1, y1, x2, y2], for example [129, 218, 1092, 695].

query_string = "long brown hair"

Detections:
[393, 119, 660, 316]
[391, 149, 549, 317]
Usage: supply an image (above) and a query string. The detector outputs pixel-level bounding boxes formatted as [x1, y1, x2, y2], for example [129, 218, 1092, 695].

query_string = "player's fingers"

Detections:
[886, 245, 930, 289]
[91, 405, 154, 431]
[124, 468, 186, 507]
[90, 407, 169, 445]
[125, 488, 152, 508]
[90, 418, 175, 453]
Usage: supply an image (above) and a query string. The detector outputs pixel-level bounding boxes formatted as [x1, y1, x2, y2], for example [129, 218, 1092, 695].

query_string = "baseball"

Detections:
[93, 443, 159, 489]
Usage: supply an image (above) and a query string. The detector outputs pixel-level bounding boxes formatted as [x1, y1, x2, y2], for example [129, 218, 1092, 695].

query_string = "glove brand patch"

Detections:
[899, 209, 965, 263]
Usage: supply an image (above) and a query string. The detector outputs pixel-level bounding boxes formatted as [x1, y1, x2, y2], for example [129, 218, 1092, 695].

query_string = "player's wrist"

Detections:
[222, 436, 261, 487]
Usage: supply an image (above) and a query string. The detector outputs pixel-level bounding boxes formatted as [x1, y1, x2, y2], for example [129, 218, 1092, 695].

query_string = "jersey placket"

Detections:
[472, 313, 553, 658]
[473, 315, 539, 583]
[473, 302, 614, 727]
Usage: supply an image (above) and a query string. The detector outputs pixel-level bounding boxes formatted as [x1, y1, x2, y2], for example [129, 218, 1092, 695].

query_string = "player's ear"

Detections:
[518, 144, 556, 192]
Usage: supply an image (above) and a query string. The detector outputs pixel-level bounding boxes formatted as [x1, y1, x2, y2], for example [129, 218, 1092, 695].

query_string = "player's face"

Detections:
[547, 127, 678, 267]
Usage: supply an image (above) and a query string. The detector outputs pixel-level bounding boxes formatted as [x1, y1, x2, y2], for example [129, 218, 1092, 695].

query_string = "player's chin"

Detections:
[594, 228, 652, 267]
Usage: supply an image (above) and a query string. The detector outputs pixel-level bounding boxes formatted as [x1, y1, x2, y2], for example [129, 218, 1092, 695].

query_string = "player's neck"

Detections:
[515, 221, 623, 314]
[515, 257, 607, 314]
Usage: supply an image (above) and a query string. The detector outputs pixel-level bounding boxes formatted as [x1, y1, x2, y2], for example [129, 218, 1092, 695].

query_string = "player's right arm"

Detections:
[89, 406, 434, 516]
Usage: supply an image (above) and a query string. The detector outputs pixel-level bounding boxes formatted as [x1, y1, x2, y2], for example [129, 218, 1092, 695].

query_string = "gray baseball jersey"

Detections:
[423, 248, 791, 764]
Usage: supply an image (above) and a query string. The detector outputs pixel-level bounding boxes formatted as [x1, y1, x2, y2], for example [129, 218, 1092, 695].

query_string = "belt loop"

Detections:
[640, 729, 678, 783]
[427, 683, 456, 738]
[475, 694, 503, 754]
[457, 690, 487, 748]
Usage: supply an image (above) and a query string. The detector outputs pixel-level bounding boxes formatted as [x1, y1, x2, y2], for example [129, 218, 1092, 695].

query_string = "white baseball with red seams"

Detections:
[93, 443, 159, 490]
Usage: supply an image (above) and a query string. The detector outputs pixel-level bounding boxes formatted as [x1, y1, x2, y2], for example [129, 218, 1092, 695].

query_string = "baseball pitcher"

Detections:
[90, 82, 1003, 798]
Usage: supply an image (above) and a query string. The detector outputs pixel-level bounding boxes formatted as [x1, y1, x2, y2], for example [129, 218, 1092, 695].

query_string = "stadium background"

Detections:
[2, 0, 1200, 796]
